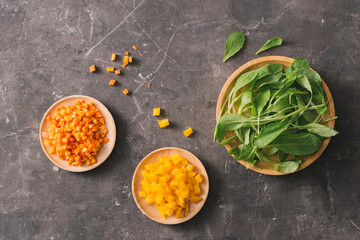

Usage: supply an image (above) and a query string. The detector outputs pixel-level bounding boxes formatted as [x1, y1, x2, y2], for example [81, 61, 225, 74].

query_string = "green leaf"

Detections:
[296, 74, 312, 93]
[229, 144, 256, 162]
[316, 104, 328, 114]
[219, 135, 237, 146]
[214, 114, 249, 141]
[273, 160, 302, 174]
[254, 119, 290, 148]
[298, 123, 338, 137]
[232, 64, 283, 101]
[223, 31, 245, 62]
[253, 89, 271, 116]
[238, 90, 253, 114]
[256, 37, 283, 55]
[268, 132, 321, 155]
[240, 127, 251, 145]
[298, 68, 322, 89]
[253, 72, 283, 89]
[289, 58, 310, 71]
[266, 148, 278, 155]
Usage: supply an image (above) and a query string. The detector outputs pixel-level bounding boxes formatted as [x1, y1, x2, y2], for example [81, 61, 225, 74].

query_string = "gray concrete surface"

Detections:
[0, 0, 359, 239]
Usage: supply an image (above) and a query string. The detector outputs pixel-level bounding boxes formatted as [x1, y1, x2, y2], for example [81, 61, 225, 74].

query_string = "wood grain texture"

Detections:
[216, 56, 336, 175]
[39, 95, 116, 172]
[132, 147, 209, 225]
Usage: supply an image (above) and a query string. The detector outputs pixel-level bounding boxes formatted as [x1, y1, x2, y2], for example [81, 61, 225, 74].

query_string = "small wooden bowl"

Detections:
[216, 56, 336, 175]
[39, 95, 116, 172]
[132, 147, 209, 224]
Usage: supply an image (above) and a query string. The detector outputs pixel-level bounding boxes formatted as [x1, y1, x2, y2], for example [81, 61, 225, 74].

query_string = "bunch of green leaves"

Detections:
[214, 58, 338, 174]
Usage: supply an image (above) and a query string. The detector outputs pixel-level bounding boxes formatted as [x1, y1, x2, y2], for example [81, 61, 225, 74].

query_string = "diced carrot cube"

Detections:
[123, 89, 129, 95]
[90, 65, 96, 72]
[183, 127, 194, 137]
[132, 45, 138, 50]
[125, 52, 129, 56]
[158, 119, 169, 128]
[107, 67, 114, 72]
[109, 80, 116, 86]
[153, 108, 160, 116]
[115, 69, 121, 75]
[129, 57, 133, 63]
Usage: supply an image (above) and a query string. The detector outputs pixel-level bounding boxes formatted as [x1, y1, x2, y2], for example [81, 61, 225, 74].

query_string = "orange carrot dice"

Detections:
[109, 80, 116, 86]
[107, 67, 114, 72]
[132, 45, 138, 50]
[115, 69, 121, 75]
[123, 89, 129, 95]
[90, 65, 96, 72]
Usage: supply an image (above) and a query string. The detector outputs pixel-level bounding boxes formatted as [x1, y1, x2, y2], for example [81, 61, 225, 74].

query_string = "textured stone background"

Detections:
[0, 0, 359, 239]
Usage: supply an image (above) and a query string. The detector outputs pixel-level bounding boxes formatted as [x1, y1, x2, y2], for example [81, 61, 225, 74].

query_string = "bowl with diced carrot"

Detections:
[132, 147, 209, 224]
[39, 95, 116, 172]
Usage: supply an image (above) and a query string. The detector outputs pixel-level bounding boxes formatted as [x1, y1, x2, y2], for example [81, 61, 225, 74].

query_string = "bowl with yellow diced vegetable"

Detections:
[132, 147, 209, 224]
[39, 95, 116, 172]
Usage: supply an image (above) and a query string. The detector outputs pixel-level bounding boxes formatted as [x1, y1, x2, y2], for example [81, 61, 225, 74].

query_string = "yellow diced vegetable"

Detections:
[153, 108, 161, 116]
[183, 127, 194, 137]
[158, 119, 169, 128]
[107, 67, 114, 72]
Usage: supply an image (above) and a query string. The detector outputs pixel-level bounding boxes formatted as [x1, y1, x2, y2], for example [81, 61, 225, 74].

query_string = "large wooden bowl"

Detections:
[132, 147, 209, 224]
[216, 56, 336, 175]
[39, 95, 116, 172]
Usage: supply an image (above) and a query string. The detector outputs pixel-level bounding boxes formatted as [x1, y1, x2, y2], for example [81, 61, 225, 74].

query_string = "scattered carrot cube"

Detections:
[89, 65, 96, 72]
[109, 80, 116, 86]
[123, 89, 129, 95]
[107, 67, 114, 72]
[132, 45, 138, 50]
[125, 52, 129, 56]
[129, 57, 133, 63]
[115, 69, 121, 75]
[122, 64, 126, 69]
[183, 127, 194, 137]
[124, 56, 129, 66]
[111, 53, 116, 61]
[153, 108, 161, 116]
[147, 83, 151, 88]
[158, 119, 169, 128]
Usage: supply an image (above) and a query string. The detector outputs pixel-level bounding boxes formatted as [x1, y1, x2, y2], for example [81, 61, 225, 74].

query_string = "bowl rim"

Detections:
[131, 147, 209, 224]
[39, 95, 116, 172]
[216, 56, 336, 175]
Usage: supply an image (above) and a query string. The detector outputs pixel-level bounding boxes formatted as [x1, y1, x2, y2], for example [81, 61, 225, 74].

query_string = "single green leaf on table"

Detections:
[256, 37, 283, 55]
[273, 160, 302, 174]
[254, 119, 291, 148]
[297, 123, 338, 137]
[214, 114, 249, 141]
[223, 31, 245, 63]
[267, 132, 321, 155]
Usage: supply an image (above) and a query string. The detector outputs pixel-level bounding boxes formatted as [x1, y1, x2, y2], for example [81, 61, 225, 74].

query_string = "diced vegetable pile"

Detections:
[214, 58, 338, 173]
[43, 100, 109, 166]
[139, 153, 203, 218]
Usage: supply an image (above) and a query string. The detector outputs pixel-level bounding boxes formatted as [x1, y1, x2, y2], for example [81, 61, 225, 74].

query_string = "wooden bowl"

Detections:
[132, 147, 209, 224]
[216, 56, 336, 175]
[39, 95, 116, 172]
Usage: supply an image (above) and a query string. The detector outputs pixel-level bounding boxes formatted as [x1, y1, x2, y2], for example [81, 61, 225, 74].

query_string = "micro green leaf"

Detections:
[267, 132, 321, 155]
[297, 123, 338, 137]
[223, 31, 245, 62]
[254, 119, 290, 148]
[256, 37, 283, 55]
